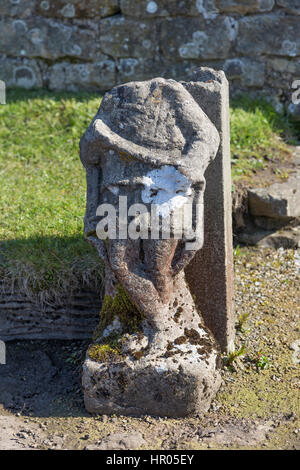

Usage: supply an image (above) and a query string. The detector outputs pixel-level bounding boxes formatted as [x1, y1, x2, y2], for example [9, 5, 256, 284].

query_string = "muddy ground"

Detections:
[0, 247, 299, 450]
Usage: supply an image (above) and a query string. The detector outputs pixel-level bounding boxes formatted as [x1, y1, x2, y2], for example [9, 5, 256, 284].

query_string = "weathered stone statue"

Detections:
[80, 69, 233, 417]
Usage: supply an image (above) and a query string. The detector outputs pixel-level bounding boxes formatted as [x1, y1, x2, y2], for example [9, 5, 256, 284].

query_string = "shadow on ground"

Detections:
[0, 340, 88, 418]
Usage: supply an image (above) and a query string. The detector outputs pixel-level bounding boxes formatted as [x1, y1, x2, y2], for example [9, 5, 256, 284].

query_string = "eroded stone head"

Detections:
[80, 77, 220, 182]
[80, 77, 220, 252]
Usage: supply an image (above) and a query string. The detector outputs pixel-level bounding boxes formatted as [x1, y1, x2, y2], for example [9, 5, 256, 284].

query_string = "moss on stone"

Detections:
[93, 283, 144, 341]
[88, 343, 121, 363]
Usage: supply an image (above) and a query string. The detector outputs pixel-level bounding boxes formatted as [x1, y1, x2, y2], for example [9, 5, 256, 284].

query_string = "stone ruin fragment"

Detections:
[80, 68, 234, 417]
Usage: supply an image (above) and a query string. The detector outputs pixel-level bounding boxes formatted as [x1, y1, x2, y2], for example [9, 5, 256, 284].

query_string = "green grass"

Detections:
[230, 96, 296, 180]
[0, 89, 104, 302]
[0, 89, 298, 299]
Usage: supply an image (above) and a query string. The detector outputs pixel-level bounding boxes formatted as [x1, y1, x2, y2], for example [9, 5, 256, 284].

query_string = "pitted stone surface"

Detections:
[82, 273, 222, 417]
[80, 77, 220, 182]
[0, 0, 36, 18]
[120, 0, 218, 17]
[99, 16, 159, 59]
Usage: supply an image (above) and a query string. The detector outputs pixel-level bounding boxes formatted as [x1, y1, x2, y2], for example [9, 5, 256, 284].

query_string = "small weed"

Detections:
[236, 313, 250, 334]
[273, 168, 290, 180]
[224, 345, 246, 370]
[233, 245, 241, 257]
[253, 352, 271, 371]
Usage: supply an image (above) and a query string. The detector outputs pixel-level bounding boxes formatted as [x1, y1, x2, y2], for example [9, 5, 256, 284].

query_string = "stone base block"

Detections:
[82, 313, 221, 417]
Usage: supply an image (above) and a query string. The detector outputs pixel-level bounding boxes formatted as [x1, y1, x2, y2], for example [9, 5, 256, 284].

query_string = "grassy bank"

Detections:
[0, 89, 298, 301]
[230, 96, 297, 180]
[0, 89, 103, 302]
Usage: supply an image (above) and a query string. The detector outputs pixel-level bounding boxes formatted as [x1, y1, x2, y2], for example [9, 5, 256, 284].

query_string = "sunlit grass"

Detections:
[0, 89, 103, 301]
[230, 95, 296, 180]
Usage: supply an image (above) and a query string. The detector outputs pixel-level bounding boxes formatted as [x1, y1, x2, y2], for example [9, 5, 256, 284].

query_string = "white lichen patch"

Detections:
[29, 28, 43, 44]
[142, 39, 152, 49]
[119, 58, 139, 77]
[12, 20, 27, 33]
[195, 0, 219, 20]
[13, 66, 36, 88]
[174, 343, 204, 362]
[40, 1, 50, 10]
[179, 31, 208, 59]
[60, 3, 76, 18]
[101, 316, 123, 338]
[146, 1, 158, 14]
[122, 333, 149, 354]
[76, 64, 90, 81]
[141, 165, 192, 218]
[69, 44, 82, 56]
[281, 40, 297, 57]
[155, 364, 168, 374]
[224, 17, 238, 41]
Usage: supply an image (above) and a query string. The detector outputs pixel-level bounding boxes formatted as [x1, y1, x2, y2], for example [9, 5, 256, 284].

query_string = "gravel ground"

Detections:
[0, 247, 299, 450]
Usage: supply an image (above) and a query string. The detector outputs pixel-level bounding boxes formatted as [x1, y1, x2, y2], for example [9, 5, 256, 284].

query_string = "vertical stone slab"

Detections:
[183, 68, 235, 352]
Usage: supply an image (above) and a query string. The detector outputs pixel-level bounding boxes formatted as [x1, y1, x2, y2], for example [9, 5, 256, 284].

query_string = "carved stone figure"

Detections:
[80, 75, 224, 417]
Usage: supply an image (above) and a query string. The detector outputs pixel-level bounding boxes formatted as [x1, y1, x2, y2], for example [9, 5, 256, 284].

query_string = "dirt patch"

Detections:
[233, 144, 300, 191]
[0, 405, 49, 450]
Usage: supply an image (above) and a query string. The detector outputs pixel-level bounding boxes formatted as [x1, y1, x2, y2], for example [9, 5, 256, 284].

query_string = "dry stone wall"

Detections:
[0, 0, 299, 102]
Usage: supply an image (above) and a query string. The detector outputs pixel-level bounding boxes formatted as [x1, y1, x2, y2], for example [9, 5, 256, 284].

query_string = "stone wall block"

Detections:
[237, 15, 300, 57]
[0, 17, 97, 60]
[36, 0, 120, 19]
[48, 58, 116, 91]
[276, 0, 300, 15]
[0, 0, 36, 18]
[99, 15, 159, 58]
[120, 0, 219, 18]
[160, 16, 238, 60]
[216, 0, 275, 14]
[0, 56, 43, 88]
